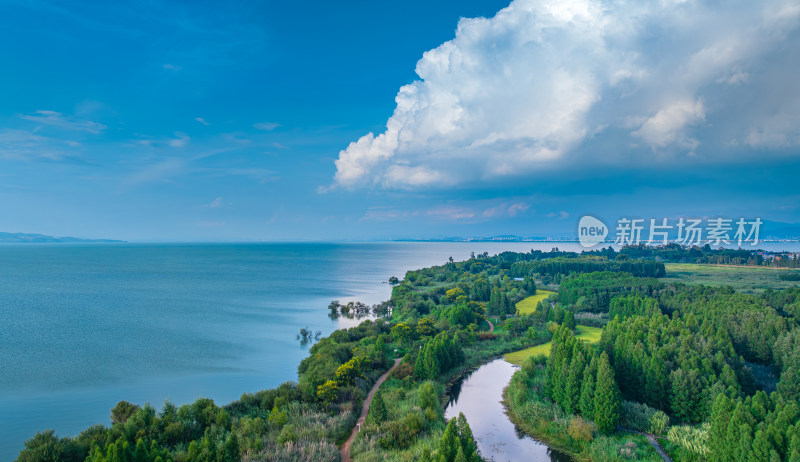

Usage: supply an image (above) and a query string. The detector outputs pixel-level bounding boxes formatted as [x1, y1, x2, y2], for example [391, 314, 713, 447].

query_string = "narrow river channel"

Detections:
[445, 358, 572, 462]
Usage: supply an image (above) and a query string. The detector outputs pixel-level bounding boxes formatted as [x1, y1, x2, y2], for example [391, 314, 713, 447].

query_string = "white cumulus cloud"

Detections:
[332, 0, 800, 190]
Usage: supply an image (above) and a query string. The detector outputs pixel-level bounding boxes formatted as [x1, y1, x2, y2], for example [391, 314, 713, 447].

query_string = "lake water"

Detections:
[0, 242, 574, 461]
[445, 359, 572, 462]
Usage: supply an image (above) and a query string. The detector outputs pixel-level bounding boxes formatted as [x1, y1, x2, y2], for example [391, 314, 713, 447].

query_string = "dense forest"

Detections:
[505, 263, 800, 461]
[16, 247, 800, 461]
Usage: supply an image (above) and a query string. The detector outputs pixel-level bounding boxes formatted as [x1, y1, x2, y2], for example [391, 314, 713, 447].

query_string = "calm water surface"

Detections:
[0, 242, 574, 461]
[445, 359, 572, 462]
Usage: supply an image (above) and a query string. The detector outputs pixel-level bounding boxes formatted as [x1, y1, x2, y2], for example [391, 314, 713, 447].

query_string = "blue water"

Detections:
[0, 242, 565, 461]
[446, 359, 572, 462]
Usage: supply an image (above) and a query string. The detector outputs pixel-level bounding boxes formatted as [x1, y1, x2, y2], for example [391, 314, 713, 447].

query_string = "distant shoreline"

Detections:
[0, 231, 124, 244]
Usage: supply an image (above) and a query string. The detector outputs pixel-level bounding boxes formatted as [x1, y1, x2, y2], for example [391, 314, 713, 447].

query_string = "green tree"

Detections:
[734, 423, 754, 462]
[370, 391, 388, 424]
[709, 394, 733, 462]
[438, 419, 458, 462]
[110, 401, 140, 424]
[562, 310, 576, 330]
[579, 357, 597, 418]
[16, 431, 83, 462]
[751, 429, 773, 462]
[454, 446, 467, 462]
[670, 368, 703, 423]
[419, 382, 438, 411]
[593, 352, 620, 434]
[133, 439, 147, 462]
[564, 349, 586, 414]
[456, 413, 477, 459]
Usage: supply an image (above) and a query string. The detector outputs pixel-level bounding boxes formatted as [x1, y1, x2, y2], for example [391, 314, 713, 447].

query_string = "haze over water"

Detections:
[0, 242, 566, 461]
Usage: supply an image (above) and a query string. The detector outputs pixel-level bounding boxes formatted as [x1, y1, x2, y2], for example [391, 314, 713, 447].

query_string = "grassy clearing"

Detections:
[663, 262, 800, 294]
[504, 325, 602, 365]
[515, 290, 555, 315]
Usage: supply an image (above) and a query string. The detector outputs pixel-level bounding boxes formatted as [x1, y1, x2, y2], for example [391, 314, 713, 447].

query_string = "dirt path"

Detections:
[645, 434, 673, 462]
[621, 428, 672, 462]
[340, 358, 402, 462]
[487, 318, 494, 333]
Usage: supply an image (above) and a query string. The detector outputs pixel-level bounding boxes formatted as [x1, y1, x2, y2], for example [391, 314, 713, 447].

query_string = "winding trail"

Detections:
[340, 358, 402, 462]
[487, 318, 495, 333]
[621, 428, 673, 462]
[645, 434, 673, 462]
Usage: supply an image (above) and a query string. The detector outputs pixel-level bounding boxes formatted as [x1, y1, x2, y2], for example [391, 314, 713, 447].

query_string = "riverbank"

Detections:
[446, 358, 573, 461]
[503, 357, 663, 461]
[348, 333, 543, 461]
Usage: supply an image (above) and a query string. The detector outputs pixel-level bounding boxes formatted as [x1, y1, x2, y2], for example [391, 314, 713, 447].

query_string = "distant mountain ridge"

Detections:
[392, 220, 800, 243]
[0, 232, 124, 243]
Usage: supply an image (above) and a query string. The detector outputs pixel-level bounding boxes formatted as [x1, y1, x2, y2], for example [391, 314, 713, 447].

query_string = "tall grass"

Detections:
[666, 423, 710, 458]
[244, 439, 339, 461]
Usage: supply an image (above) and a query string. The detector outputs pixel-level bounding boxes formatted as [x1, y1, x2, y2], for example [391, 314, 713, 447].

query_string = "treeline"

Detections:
[620, 243, 765, 266]
[509, 257, 666, 280]
[620, 243, 800, 268]
[558, 271, 663, 312]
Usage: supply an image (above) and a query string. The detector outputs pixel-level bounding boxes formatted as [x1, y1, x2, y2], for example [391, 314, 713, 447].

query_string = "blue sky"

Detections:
[1, 0, 799, 241]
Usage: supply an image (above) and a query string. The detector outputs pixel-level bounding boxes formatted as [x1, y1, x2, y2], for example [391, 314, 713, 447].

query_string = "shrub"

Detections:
[620, 401, 667, 434]
[567, 416, 595, 442]
[391, 362, 413, 380]
[521, 354, 546, 377]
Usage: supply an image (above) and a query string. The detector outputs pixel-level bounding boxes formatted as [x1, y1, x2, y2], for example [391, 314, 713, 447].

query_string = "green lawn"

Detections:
[515, 290, 555, 315]
[504, 324, 602, 365]
[663, 263, 800, 294]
